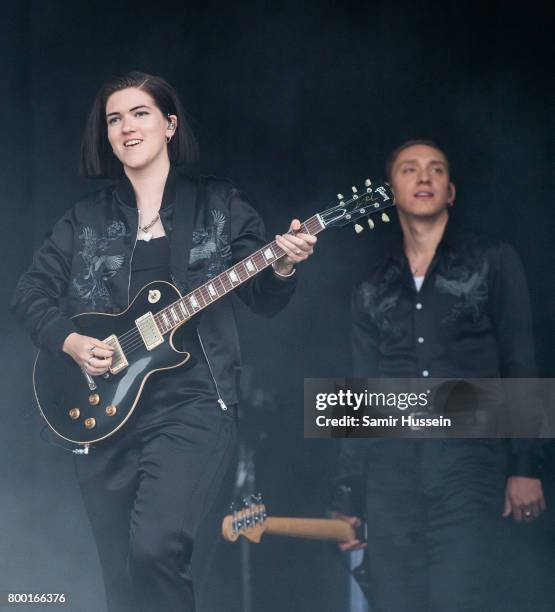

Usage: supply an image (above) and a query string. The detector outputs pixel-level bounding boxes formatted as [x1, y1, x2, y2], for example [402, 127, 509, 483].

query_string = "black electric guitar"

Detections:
[33, 180, 394, 445]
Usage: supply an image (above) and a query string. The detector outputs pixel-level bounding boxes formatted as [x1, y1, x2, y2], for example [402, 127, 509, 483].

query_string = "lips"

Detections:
[124, 139, 142, 147]
[414, 191, 434, 198]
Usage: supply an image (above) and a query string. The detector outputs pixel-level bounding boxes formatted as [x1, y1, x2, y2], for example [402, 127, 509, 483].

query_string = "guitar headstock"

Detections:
[222, 493, 267, 544]
[318, 179, 395, 232]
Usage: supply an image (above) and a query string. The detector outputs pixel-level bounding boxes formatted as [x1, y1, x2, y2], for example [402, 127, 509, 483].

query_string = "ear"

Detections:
[166, 114, 178, 137]
[447, 182, 456, 206]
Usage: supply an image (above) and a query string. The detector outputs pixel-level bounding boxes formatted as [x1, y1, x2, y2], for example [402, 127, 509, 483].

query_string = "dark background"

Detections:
[2, 1, 553, 610]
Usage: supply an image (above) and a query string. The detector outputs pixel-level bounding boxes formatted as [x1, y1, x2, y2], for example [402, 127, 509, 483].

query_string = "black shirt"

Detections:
[352, 223, 536, 379]
[130, 237, 218, 415]
[351, 221, 541, 476]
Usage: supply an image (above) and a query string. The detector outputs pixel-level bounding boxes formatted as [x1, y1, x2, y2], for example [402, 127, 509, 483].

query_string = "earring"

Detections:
[166, 136, 172, 144]
[168, 122, 175, 130]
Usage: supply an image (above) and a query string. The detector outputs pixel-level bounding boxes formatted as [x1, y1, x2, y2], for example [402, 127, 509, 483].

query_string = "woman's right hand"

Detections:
[62, 332, 114, 376]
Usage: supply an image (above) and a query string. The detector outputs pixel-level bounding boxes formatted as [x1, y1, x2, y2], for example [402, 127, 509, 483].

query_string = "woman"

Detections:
[11, 71, 316, 611]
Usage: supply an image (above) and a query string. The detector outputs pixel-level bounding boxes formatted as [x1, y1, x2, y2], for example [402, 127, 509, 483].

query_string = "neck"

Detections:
[124, 155, 171, 212]
[398, 209, 448, 274]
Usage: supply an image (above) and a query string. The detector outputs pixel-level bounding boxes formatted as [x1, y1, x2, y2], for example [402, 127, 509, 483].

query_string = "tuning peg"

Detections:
[337, 193, 344, 200]
[354, 223, 364, 234]
[381, 213, 390, 223]
[364, 179, 371, 187]
[351, 186, 358, 193]
[368, 218, 375, 230]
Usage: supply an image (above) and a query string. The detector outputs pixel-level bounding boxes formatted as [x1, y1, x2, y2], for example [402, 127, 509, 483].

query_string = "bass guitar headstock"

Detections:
[222, 493, 267, 543]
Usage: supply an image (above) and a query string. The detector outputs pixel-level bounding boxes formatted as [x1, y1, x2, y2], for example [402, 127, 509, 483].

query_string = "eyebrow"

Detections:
[106, 104, 151, 118]
[398, 159, 447, 166]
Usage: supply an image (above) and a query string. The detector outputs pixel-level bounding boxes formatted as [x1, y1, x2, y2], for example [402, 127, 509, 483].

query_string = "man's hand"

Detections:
[273, 219, 317, 276]
[330, 512, 367, 551]
[62, 332, 114, 376]
[503, 476, 546, 522]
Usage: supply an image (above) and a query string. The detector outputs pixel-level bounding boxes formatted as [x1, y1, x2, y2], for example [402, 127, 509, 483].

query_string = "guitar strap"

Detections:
[170, 173, 203, 294]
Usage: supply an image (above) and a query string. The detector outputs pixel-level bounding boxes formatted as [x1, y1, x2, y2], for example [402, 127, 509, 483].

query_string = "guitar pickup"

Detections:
[104, 334, 129, 374]
[135, 312, 164, 351]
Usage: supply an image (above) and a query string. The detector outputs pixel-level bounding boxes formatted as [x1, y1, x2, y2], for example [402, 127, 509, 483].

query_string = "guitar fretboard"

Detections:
[153, 215, 324, 334]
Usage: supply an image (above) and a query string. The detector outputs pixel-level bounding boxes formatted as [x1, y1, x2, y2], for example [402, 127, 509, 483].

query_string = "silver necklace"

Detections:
[138, 213, 160, 242]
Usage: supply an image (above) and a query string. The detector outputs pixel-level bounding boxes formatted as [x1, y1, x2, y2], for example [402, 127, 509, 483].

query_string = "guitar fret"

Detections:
[236, 263, 248, 282]
[245, 258, 256, 274]
[195, 290, 206, 307]
[189, 295, 199, 310]
[161, 312, 170, 327]
[178, 302, 189, 318]
[263, 246, 276, 262]
[170, 307, 180, 323]
[207, 282, 218, 298]
[215, 275, 227, 295]
[228, 269, 239, 284]
[254, 251, 265, 270]
[198, 286, 210, 305]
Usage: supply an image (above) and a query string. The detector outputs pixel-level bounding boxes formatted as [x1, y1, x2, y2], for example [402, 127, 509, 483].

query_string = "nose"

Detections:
[418, 168, 431, 184]
[121, 115, 136, 133]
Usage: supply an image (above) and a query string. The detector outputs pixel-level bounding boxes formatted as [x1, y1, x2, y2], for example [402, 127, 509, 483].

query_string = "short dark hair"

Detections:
[80, 71, 199, 178]
[386, 139, 450, 181]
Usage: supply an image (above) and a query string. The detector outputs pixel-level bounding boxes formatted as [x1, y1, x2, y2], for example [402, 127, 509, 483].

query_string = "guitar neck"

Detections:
[263, 517, 356, 542]
[154, 215, 325, 334]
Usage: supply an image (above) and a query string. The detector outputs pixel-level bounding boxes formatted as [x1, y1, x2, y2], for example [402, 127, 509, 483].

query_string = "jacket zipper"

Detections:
[197, 329, 228, 411]
[127, 210, 139, 305]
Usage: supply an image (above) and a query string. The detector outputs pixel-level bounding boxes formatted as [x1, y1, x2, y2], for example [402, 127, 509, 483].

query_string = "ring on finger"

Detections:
[524, 510, 532, 517]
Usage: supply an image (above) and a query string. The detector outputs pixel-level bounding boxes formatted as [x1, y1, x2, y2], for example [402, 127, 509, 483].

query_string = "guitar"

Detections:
[222, 498, 364, 544]
[33, 180, 394, 445]
[222, 495, 370, 601]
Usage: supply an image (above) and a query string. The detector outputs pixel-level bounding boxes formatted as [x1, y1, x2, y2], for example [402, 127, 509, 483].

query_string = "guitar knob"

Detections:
[84, 417, 96, 430]
[381, 213, 390, 223]
[105, 405, 117, 417]
[365, 178, 372, 187]
[368, 219, 375, 230]
[351, 186, 358, 193]
[89, 393, 100, 405]
[69, 408, 80, 420]
[354, 224, 364, 234]
[337, 193, 344, 200]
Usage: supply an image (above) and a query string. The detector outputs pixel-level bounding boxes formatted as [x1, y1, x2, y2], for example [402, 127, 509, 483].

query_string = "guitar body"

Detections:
[33, 281, 191, 445]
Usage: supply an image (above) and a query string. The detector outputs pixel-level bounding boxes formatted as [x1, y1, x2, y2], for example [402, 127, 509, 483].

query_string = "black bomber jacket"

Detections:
[11, 167, 297, 407]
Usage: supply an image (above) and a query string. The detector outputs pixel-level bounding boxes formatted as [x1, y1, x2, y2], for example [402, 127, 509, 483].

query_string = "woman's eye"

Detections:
[108, 117, 120, 125]
[135, 111, 149, 118]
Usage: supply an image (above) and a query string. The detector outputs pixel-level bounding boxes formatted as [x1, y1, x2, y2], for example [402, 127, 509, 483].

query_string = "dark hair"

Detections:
[80, 71, 199, 178]
[386, 139, 450, 181]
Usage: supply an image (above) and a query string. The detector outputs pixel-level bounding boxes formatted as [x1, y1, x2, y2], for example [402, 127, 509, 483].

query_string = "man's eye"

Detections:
[402, 167, 415, 173]
[432, 167, 444, 173]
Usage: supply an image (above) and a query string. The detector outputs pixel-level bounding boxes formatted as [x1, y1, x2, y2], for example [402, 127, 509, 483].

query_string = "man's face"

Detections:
[390, 144, 455, 219]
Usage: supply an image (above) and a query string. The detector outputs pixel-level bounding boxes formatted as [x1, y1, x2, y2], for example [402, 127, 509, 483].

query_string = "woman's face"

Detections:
[105, 87, 176, 173]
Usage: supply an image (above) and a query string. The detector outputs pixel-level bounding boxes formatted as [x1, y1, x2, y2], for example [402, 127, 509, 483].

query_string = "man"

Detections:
[331, 140, 545, 611]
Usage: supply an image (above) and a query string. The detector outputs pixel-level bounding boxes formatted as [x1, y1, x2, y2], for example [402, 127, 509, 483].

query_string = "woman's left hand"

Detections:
[273, 219, 317, 276]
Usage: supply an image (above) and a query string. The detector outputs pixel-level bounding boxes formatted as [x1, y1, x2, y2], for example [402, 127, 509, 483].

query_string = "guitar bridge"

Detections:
[104, 334, 129, 374]
[135, 312, 164, 351]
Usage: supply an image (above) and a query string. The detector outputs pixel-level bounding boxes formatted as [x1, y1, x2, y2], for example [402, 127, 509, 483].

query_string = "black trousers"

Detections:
[363, 439, 506, 612]
[74, 390, 237, 612]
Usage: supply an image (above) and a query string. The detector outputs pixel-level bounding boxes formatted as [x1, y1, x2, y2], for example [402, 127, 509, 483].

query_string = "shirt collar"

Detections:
[387, 215, 463, 264]
[114, 165, 178, 211]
